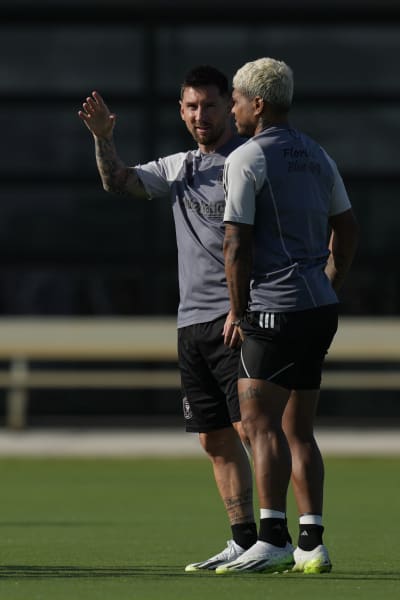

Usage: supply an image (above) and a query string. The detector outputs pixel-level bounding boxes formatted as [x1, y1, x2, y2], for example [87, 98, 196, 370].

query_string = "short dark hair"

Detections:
[180, 65, 229, 99]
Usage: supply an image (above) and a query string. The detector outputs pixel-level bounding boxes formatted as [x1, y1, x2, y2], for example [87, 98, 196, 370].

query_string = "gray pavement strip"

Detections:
[0, 428, 399, 457]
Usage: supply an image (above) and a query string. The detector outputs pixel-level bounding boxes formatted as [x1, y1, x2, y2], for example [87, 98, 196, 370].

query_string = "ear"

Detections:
[253, 96, 264, 117]
[179, 100, 185, 121]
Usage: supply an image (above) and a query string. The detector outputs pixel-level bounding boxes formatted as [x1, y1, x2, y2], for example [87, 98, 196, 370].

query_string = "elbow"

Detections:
[223, 237, 240, 263]
[223, 237, 231, 257]
[102, 182, 122, 195]
[102, 181, 113, 193]
[101, 170, 129, 195]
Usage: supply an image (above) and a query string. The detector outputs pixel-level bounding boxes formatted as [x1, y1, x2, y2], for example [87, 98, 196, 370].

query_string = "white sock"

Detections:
[299, 514, 323, 526]
[260, 509, 286, 520]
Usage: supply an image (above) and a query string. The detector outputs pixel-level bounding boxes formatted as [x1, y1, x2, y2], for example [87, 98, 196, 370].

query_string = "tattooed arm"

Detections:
[223, 222, 253, 345]
[78, 91, 146, 197]
[93, 135, 144, 196]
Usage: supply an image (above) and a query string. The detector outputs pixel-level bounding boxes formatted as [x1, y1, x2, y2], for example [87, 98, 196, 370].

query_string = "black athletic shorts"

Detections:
[239, 304, 338, 390]
[178, 315, 241, 433]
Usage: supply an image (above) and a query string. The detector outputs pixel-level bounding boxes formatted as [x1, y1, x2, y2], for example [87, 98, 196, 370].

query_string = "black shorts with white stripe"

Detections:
[239, 305, 338, 389]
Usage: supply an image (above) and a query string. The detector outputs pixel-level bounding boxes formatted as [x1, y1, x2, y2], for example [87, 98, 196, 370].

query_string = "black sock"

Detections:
[258, 518, 287, 547]
[298, 524, 324, 551]
[231, 522, 258, 550]
[285, 518, 293, 545]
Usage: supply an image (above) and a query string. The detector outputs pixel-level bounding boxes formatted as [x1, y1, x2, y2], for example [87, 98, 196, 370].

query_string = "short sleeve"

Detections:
[223, 140, 266, 225]
[323, 152, 352, 216]
[134, 153, 187, 200]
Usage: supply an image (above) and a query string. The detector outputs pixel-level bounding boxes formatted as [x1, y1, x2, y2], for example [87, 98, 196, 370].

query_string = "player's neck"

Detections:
[255, 114, 288, 135]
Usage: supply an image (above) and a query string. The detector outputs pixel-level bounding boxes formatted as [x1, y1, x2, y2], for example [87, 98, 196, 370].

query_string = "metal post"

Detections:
[6, 358, 29, 430]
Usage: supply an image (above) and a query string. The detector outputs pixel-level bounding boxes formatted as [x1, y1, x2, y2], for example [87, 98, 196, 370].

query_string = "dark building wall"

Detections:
[1, 0, 399, 317]
[1, 1, 399, 424]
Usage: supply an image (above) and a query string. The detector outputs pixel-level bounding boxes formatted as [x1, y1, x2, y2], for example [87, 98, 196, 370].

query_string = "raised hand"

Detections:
[78, 91, 116, 138]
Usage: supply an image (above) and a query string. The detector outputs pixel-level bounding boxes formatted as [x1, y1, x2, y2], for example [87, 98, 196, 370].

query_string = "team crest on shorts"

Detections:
[182, 396, 192, 420]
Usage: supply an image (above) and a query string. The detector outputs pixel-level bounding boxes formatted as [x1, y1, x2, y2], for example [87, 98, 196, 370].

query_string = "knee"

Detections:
[199, 428, 240, 458]
[240, 411, 278, 441]
[284, 426, 315, 448]
[233, 421, 251, 448]
[199, 430, 225, 457]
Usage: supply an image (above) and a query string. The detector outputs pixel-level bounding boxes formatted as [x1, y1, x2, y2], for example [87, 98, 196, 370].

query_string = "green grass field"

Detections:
[0, 455, 399, 599]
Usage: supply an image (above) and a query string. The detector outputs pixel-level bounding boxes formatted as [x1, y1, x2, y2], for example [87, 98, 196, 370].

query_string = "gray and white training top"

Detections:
[223, 125, 352, 313]
[135, 136, 245, 328]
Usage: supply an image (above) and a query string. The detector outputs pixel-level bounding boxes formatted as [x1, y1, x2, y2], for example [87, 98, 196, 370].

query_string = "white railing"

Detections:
[0, 316, 398, 429]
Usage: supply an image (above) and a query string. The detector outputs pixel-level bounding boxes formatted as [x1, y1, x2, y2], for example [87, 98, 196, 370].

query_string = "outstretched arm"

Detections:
[326, 208, 359, 292]
[78, 91, 146, 197]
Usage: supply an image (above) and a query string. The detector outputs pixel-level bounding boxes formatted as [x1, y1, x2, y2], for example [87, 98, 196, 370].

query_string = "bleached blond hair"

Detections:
[233, 57, 294, 112]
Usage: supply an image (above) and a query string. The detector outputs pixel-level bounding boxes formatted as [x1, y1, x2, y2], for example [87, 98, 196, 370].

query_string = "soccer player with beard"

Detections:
[79, 66, 258, 571]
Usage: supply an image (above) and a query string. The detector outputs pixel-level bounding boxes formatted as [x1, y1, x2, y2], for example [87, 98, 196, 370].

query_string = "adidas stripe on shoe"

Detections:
[215, 540, 294, 574]
[185, 539, 245, 572]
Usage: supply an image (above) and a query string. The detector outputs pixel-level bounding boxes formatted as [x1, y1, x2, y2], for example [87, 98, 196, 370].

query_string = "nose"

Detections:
[195, 108, 205, 121]
[194, 104, 209, 121]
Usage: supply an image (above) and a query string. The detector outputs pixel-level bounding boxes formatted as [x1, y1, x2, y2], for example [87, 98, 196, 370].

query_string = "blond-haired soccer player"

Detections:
[217, 57, 359, 574]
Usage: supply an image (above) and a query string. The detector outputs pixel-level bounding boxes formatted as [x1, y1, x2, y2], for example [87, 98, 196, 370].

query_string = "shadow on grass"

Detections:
[0, 521, 114, 527]
[0, 565, 186, 579]
[0, 566, 399, 581]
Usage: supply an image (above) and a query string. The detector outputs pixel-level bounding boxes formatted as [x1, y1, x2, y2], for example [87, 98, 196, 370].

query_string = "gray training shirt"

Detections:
[135, 136, 245, 328]
[223, 125, 352, 313]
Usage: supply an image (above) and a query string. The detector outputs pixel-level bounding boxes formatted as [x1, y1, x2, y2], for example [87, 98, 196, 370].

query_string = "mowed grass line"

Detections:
[0, 455, 399, 599]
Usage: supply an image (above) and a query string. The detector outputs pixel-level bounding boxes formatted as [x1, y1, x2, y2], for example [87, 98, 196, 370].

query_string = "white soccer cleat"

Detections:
[215, 540, 294, 574]
[292, 544, 332, 574]
[185, 539, 245, 572]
